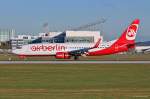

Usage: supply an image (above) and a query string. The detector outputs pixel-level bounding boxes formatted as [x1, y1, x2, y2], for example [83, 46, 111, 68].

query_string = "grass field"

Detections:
[0, 53, 150, 61]
[0, 64, 150, 99]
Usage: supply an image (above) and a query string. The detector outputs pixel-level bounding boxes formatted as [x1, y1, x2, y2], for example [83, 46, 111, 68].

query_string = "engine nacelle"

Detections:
[55, 52, 71, 59]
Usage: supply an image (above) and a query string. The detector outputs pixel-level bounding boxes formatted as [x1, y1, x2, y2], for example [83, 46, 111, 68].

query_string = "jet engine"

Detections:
[55, 52, 71, 59]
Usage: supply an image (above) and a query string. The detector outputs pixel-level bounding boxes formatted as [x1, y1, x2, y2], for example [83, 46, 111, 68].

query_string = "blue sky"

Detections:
[0, 0, 149, 41]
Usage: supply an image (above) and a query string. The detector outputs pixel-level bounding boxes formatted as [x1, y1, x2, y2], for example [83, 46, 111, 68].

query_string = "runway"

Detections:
[0, 61, 150, 64]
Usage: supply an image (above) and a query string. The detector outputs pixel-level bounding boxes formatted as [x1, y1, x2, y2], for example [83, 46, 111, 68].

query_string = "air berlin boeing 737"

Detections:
[12, 19, 140, 60]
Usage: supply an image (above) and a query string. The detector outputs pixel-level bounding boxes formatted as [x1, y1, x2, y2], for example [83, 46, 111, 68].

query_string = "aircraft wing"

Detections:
[69, 38, 102, 56]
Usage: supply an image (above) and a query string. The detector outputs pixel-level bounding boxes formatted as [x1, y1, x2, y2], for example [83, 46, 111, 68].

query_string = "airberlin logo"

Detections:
[30, 44, 66, 52]
[126, 24, 138, 40]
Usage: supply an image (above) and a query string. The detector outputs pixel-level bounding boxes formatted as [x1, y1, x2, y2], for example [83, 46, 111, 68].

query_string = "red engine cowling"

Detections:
[55, 52, 71, 59]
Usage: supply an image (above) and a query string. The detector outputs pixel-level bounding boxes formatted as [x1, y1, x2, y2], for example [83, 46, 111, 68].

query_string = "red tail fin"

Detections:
[115, 19, 140, 45]
[88, 19, 140, 56]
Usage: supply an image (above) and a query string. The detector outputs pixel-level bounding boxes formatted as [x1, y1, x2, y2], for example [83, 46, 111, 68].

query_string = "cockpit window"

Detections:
[16, 46, 22, 49]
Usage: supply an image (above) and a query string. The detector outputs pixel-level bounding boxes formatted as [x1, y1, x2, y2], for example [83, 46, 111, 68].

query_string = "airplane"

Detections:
[135, 46, 150, 53]
[12, 19, 140, 60]
[134, 41, 150, 53]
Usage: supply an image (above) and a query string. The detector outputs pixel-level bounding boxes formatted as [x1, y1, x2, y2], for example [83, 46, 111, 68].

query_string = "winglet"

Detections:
[93, 37, 102, 48]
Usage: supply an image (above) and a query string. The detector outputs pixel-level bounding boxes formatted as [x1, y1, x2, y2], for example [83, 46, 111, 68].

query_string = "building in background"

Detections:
[11, 30, 101, 50]
[0, 29, 15, 42]
[31, 31, 101, 44]
[65, 31, 100, 43]
[11, 35, 38, 50]
[39, 32, 62, 37]
[0, 29, 15, 50]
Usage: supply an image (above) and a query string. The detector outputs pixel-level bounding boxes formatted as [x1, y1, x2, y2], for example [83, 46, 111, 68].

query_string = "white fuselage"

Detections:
[12, 43, 94, 56]
[12, 39, 116, 56]
[135, 46, 150, 53]
[88, 40, 116, 52]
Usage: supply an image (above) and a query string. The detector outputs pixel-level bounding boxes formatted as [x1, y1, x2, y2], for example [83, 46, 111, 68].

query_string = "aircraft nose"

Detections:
[12, 49, 21, 55]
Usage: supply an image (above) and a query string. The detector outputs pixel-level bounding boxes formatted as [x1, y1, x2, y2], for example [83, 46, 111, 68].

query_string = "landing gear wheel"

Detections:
[74, 56, 79, 60]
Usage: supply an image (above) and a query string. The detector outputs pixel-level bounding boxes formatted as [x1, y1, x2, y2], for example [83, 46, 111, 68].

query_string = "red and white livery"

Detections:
[88, 19, 140, 56]
[12, 19, 140, 60]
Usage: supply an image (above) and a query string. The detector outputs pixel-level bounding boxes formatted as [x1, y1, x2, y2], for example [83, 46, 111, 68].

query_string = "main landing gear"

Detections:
[74, 56, 79, 60]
